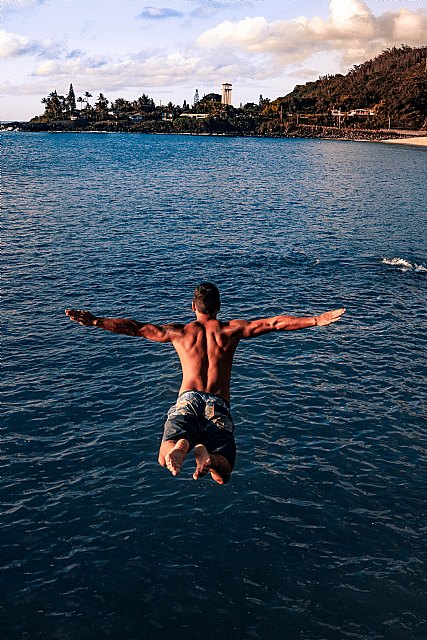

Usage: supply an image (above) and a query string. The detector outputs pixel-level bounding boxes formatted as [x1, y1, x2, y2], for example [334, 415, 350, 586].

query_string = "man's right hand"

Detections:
[316, 308, 346, 326]
[66, 309, 97, 327]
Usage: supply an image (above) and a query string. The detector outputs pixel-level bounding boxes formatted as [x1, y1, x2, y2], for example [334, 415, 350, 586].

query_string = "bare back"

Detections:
[171, 319, 240, 402]
[65, 305, 345, 406]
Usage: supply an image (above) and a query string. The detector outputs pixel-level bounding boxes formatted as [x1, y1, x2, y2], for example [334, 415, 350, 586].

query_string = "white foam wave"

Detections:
[381, 257, 426, 272]
[382, 257, 412, 269]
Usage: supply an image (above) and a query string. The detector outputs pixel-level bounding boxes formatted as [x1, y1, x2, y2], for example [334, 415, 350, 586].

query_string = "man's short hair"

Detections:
[193, 282, 220, 314]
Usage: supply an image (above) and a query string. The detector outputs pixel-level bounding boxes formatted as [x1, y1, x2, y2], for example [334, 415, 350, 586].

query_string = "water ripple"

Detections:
[2, 133, 426, 640]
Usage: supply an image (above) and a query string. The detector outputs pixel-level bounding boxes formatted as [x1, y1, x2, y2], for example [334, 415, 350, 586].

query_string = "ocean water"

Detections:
[2, 132, 426, 640]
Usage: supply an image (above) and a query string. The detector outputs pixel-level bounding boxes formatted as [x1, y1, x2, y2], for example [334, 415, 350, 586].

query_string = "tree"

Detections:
[41, 91, 63, 119]
[84, 92, 92, 110]
[77, 96, 84, 112]
[243, 102, 260, 115]
[66, 84, 76, 113]
[133, 94, 156, 113]
[110, 97, 133, 120]
[193, 93, 221, 114]
[95, 93, 109, 119]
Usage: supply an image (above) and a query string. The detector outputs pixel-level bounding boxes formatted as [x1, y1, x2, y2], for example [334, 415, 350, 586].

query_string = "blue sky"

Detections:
[2, 0, 426, 120]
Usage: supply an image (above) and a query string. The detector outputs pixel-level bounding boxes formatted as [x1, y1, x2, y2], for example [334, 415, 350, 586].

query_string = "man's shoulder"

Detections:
[163, 322, 186, 331]
[226, 319, 247, 330]
[218, 319, 248, 338]
[161, 322, 186, 337]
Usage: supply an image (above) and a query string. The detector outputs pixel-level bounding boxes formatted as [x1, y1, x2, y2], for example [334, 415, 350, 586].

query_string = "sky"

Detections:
[1, 0, 427, 120]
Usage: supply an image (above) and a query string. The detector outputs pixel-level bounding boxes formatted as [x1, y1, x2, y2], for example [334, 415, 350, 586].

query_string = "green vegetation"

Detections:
[275, 46, 427, 130]
[7, 46, 427, 136]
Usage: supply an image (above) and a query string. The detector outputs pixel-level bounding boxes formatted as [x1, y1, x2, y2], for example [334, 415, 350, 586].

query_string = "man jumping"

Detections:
[66, 283, 345, 485]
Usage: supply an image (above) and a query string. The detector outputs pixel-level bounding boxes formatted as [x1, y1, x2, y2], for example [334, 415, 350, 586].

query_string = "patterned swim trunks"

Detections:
[162, 390, 236, 469]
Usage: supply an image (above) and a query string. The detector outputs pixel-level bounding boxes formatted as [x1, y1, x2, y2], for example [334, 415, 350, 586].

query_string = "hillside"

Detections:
[275, 46, 427, 130]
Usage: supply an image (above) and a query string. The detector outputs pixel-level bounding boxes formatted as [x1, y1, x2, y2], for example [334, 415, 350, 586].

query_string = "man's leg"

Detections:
[193, 444, 231, 485]
[160, 393, 199, 477]
[158, 439, 189, 476]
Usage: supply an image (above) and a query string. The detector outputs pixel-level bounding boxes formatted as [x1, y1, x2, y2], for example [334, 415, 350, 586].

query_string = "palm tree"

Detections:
[95, 93, 109, 121]
[44, 91, 62, 119]
[84, 91, 92, 110]
[77, 96, 84, 112]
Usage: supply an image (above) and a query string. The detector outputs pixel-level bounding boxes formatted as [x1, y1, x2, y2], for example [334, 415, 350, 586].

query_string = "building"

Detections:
[348, 108, 375, 117]
[221, 83, 232, 106]
[180, 113, 209, 120]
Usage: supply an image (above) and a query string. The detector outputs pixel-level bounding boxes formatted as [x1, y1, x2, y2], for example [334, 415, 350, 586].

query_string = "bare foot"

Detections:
[193, 444, 212, 480]
[193, 446, 231, 484]
[165, 439, 189, 476]
[208, 455, 230, 485]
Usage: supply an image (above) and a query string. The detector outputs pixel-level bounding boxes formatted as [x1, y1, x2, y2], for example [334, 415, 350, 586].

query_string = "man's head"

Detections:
[192, 282, 220, 316]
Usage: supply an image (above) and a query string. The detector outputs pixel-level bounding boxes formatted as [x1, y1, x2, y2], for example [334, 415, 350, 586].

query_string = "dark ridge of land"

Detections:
[3, 119, 426, 142]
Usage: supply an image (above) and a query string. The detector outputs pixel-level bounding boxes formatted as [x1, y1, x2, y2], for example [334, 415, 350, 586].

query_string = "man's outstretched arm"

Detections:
[65, 309, 183, 342]
[232, 308, 346, 339]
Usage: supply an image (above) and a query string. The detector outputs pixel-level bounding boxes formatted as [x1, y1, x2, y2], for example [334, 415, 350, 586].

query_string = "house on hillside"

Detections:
[348, 108, 375, 117]
[180, 113, 209, 120]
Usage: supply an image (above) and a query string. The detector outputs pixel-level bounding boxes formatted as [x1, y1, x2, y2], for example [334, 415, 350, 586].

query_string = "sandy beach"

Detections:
[382, 136, 427, 147]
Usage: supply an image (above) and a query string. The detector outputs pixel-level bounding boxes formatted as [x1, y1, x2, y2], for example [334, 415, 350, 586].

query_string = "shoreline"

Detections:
[381, 137, 427, 147]
[2, 122, 426, 145]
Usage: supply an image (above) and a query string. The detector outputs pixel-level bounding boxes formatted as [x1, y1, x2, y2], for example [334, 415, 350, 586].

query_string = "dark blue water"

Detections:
[2, 132, 426, 640]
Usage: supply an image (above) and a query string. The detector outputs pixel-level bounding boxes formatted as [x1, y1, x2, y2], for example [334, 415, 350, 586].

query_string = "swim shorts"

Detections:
[162, 390, 236, 470]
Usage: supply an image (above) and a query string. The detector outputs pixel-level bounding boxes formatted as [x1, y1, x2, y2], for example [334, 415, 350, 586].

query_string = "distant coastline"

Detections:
[2, 120, 426, 145]
[4, 46, 425, 144]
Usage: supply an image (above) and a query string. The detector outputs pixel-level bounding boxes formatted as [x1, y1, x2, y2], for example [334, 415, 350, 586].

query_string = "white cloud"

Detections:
[0, 29, 31, 59]
[0, 29, 65, 60]
[24, 47, 262, 95]
[196, 0, 427, 67]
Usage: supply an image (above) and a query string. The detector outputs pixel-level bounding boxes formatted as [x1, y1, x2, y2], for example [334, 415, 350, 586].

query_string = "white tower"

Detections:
[221, 83, 232, 106]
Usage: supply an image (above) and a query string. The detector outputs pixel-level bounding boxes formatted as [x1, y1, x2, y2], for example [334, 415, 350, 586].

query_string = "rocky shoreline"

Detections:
[2, 120, 426, 142]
